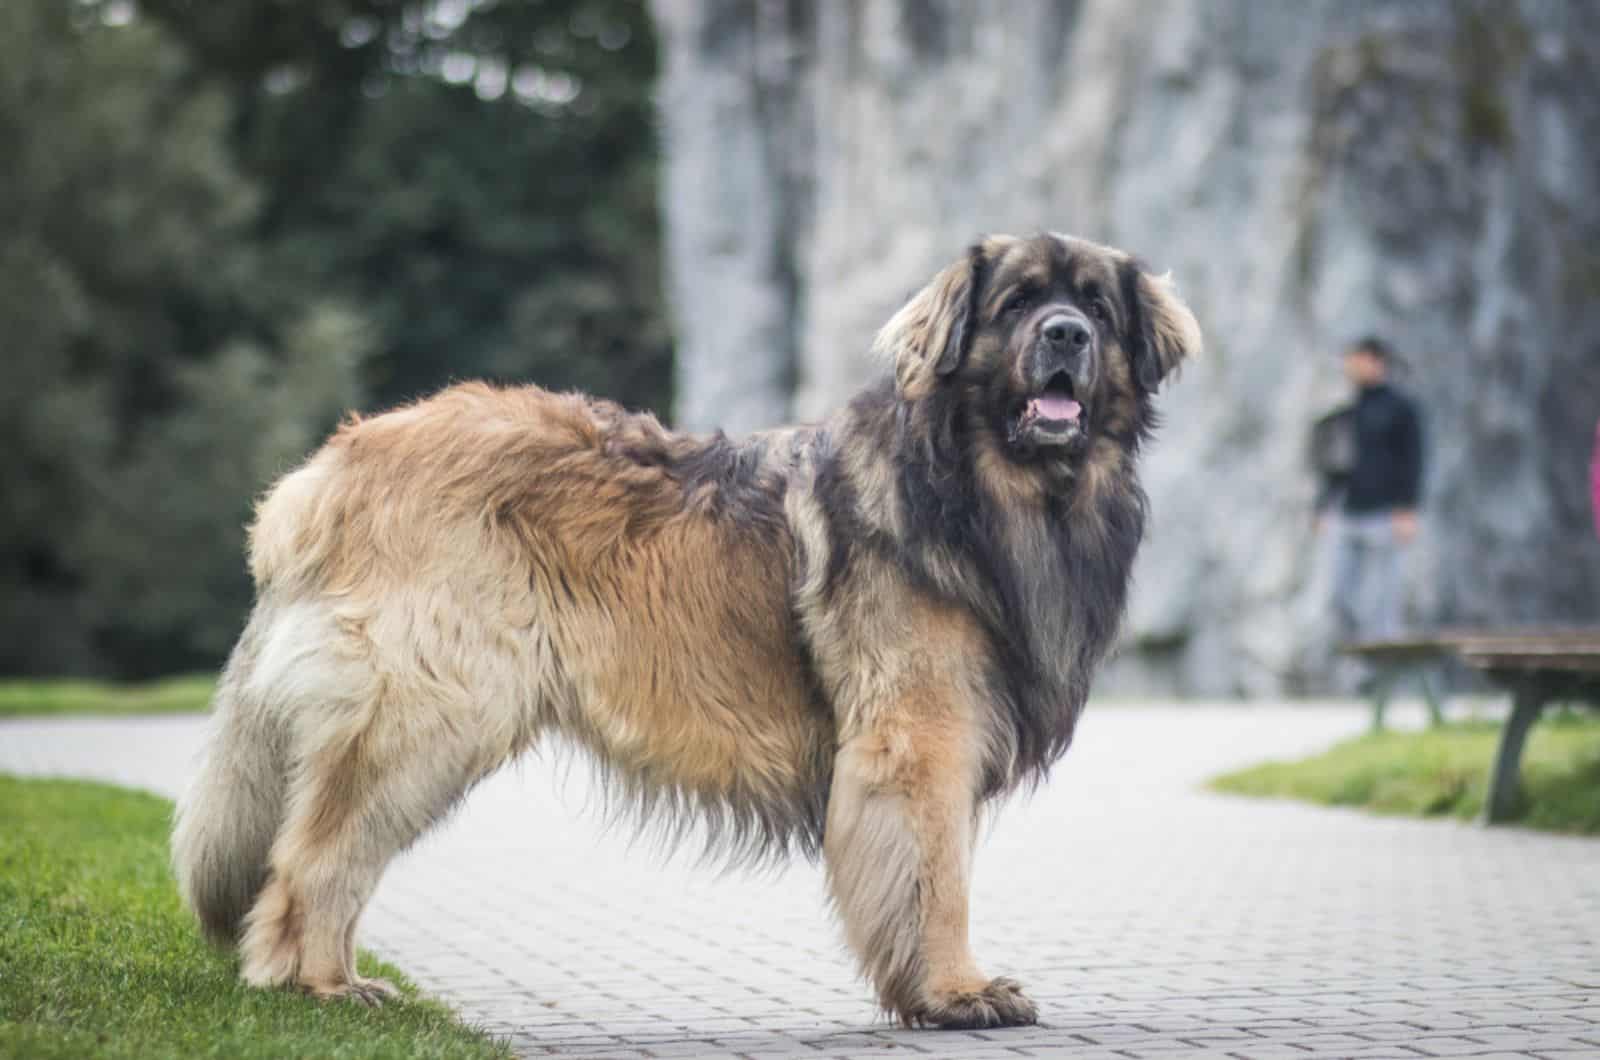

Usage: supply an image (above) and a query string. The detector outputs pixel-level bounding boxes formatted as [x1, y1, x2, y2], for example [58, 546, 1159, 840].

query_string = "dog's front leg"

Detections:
[824, 713, 1037, 1029]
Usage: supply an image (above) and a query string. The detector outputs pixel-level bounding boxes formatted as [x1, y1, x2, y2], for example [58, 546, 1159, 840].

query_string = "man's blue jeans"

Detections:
[1331, 510, 1405, 644]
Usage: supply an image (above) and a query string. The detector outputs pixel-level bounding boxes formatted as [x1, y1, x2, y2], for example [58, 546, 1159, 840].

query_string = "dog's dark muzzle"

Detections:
[1029, 311, 1096, 395]
[1009, 309, 1096, 452]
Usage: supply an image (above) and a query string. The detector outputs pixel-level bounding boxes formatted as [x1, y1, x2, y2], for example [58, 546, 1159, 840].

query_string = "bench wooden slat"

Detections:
[1344, 630, 1600, 663]
[1462, 652, 1600, 674]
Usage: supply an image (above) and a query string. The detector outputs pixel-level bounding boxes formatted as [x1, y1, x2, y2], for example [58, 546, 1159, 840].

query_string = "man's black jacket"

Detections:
[1342, 383, 1423, 514]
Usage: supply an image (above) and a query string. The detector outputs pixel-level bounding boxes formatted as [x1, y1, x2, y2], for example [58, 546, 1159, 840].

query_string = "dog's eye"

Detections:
[1088, 299, 1111, 324]
[1003, 290, 1033, 317]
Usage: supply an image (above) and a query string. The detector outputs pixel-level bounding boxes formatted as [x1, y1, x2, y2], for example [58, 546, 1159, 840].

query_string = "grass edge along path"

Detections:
[0, 773, 510, 1060]
[0, 676, 214, 720]
[1210, 712, 1600, 835]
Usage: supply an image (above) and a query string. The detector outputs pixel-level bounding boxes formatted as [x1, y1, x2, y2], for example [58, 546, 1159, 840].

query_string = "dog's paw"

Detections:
[912, 976, 1038, 1030]
[352, 976, 402, 1006]
[307, 976, 402, 1007]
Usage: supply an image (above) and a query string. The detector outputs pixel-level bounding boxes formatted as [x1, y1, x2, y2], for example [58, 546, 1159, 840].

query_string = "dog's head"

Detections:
[875, 233, 1201, 463]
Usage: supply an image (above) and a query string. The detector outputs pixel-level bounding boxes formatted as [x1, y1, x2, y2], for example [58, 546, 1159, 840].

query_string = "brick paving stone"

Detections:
[1411, 1037, 1520, 1056]
[4, 702, 1598, 1059]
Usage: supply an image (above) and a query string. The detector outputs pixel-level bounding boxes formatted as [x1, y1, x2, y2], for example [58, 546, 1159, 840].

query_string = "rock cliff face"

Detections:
[653, 0, 1600, 694]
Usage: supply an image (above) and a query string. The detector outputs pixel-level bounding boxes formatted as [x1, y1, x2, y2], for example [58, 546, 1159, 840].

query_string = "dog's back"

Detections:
[174, 382, 835, 999]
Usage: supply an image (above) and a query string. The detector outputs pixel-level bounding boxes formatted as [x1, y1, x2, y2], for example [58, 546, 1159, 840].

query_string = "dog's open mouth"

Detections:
[1015, 372, 1084, 444]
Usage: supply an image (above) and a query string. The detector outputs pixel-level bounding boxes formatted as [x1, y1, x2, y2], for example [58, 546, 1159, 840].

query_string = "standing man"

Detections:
[1316, 336, 1424, 678]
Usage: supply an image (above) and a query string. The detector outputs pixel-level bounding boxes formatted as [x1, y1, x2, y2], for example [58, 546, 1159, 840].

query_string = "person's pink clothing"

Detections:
[1591, 421, 1600, 538]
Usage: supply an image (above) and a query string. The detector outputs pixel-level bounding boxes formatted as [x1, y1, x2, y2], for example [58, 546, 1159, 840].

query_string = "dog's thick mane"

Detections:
[822, 377, 1152, 795]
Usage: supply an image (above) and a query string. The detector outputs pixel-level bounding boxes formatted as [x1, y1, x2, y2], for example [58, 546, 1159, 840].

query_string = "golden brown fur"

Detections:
[171, 233, 1199, 1027]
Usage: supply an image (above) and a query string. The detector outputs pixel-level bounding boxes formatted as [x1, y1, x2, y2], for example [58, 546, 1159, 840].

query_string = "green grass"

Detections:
[0, 774, 509, 1059]
[0, 676, 214, 719]
[1211, 712, 1600, 834]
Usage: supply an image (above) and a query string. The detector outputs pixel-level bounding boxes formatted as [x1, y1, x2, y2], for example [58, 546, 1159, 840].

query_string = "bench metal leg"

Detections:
[1369, 668, 1393, 732]
[1483, 682, 1546, 825]
[1421, 667, 1446, 727]
[1366, 663, 1447, 730]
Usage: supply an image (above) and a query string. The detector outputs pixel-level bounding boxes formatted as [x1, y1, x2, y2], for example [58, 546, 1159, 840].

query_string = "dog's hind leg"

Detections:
[239, 702, 481, 1004]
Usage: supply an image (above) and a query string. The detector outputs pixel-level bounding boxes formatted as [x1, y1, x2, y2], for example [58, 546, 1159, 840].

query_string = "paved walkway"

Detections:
[4, 703, 1598, 1059]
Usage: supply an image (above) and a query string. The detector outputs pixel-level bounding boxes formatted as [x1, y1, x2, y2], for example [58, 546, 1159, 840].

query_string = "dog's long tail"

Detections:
[171, 646, 287, 945]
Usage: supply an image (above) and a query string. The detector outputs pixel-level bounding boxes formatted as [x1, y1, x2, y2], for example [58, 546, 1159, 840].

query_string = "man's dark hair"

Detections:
[1349, 335, 1393, 360]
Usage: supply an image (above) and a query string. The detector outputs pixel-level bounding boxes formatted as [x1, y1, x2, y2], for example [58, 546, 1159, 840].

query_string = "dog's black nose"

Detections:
[1042, 314, 1091, 351]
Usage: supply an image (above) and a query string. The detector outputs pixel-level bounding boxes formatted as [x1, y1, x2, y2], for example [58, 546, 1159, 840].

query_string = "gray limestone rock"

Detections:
[653, 0, 1600, 694]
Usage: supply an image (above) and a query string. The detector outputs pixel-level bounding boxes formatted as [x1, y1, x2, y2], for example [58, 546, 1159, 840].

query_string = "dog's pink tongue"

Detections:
[1029, 395, 1082, 422]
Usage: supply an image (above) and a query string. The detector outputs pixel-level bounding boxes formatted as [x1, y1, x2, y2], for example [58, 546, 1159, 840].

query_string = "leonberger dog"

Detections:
[172, 232, 1200, 1029]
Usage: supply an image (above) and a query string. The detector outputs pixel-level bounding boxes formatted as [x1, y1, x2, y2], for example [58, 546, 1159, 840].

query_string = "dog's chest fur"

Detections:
[786, 381, 1149, 795]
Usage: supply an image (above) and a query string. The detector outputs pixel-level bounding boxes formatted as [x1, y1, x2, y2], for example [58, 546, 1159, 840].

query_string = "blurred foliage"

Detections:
[0, 0, 668, 677]
[0, 675, 214, 719]
[135, 0, 669, 406]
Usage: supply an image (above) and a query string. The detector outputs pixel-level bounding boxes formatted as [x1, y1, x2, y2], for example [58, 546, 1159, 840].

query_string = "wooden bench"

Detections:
[1343, 630, 1600, 824]
[1337, 635, 1450, 731]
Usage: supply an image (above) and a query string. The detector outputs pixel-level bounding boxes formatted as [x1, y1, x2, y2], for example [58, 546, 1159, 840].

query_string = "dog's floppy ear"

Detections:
[875, 244, 985, 401]
[1123, 263, 1202, 392]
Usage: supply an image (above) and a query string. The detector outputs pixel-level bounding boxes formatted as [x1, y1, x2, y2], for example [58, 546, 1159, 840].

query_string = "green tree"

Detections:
[138, 0, 671, 411]
[72, 308, 372, 669]
[2, 1, 667, 677]
[0, 2, 369, 676]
